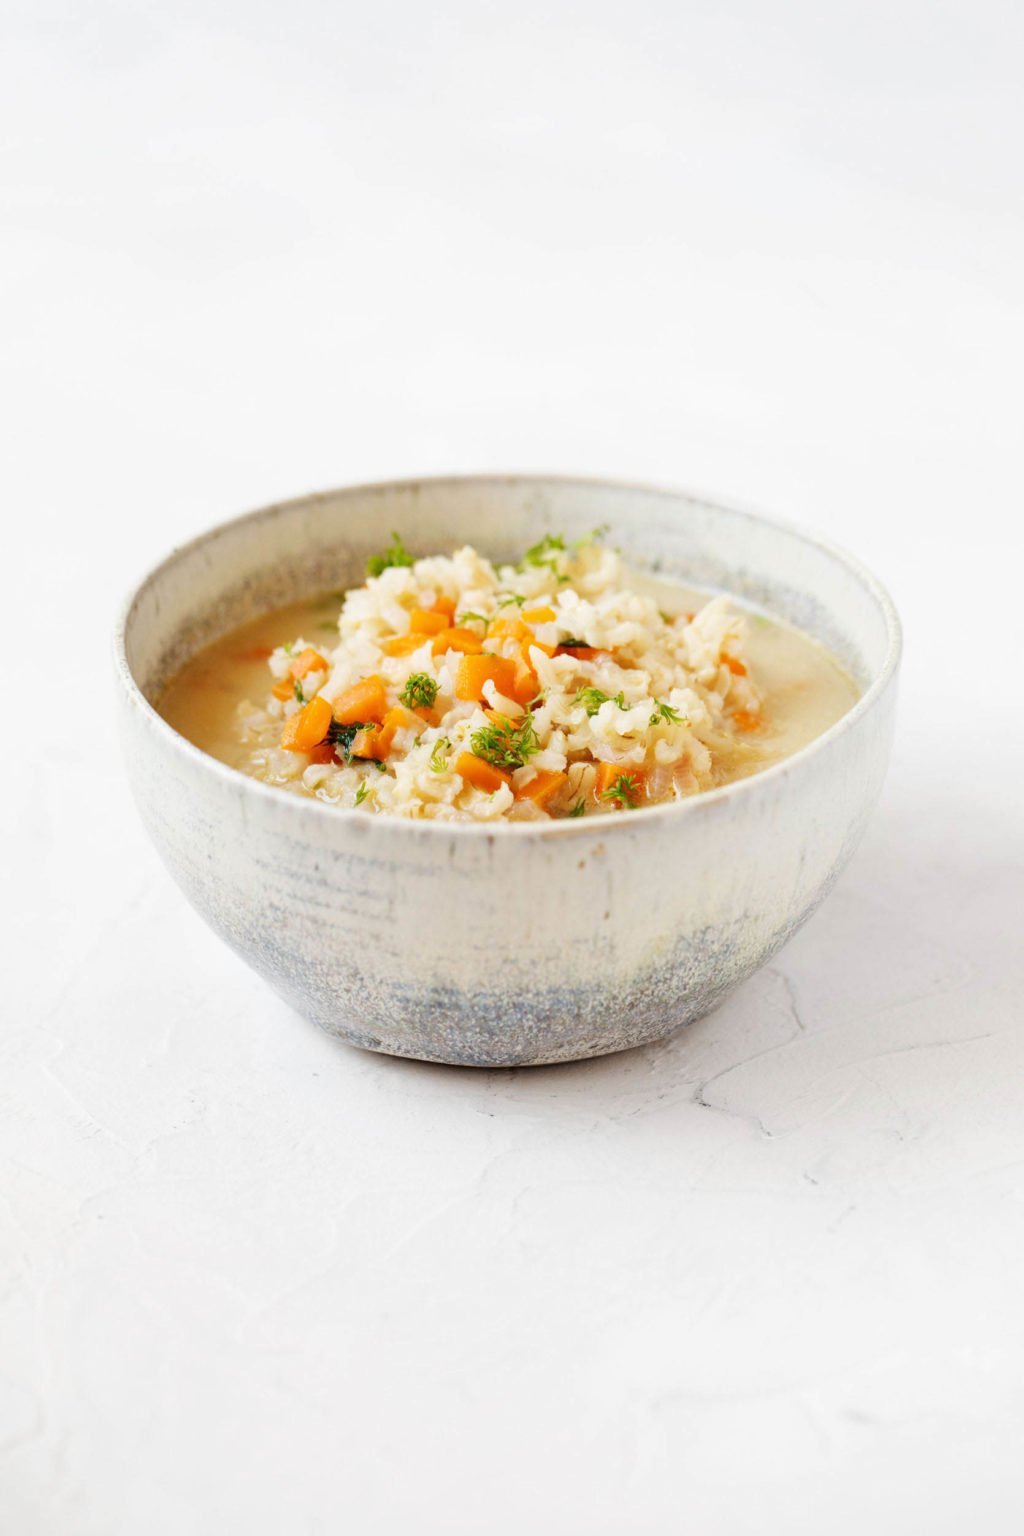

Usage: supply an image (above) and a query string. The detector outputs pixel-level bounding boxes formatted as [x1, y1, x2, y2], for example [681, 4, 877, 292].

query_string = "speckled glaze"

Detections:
[114, 476, 900, 1067]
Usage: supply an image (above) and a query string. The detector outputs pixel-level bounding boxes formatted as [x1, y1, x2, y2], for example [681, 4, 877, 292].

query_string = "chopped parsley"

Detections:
[574, 686, 626, 717]
[469, 711, 540, 771]
[495, 593, 527, 609]
[649, 699, 684, 726]
[567, 799, 586, 817]
[366, 531, 414, 578]
[558, 638, 590, 651]
[293, 680, 305, 704]
[456, 610, 489, 628]
[600, 773, 642, 809]
[354, 780, 369, 806]
[399, 672, 439, 710]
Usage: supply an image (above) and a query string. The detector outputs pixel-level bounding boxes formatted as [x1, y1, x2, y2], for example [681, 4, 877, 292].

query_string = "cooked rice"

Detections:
[236, 535, 765, 820]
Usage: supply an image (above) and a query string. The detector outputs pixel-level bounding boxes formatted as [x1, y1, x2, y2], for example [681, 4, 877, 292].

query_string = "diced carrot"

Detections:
[307, 741, 337, 765]
[527, 639, 556, 658]
[514, 769, 567, 807]
[350, 724, 382, 760]
[521, 605, 556, 623]
[733, 709, 761, 733]
[432, 596, 456, 622]
[593, 762, 619, 796]
[593, 762, 646, 803]
[721, 654, 747, 677]
[509, 651, 539, 707]
[555, 644, 600, 660]
[488, 617, 531, 643]
[332, 675, 387, 725]
[272, 677, 295, 701]
[351, 705, 414, 761]
[455, 752, 510, 794]
[290, 647, 328, 679]
[431, 626, 484, 656]
[409, 608, 449, 636]
[386, 703, 425, 732]
[455, 654, 517, 703]
[281, 695, 333, 753]
[381, 633, 428, 657]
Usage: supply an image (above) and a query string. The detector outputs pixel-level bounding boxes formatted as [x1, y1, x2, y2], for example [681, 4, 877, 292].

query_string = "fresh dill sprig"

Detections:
[517, 533, 566, 573]
[469, 711, 540, 771]
[574, 686, 626, 717]
[326, 719, 367, 763]
[572, 523, 610, 549]
[366, 531, 414, 578]
[495, 593, 527, 609]
[293, 680, 305, 704]
[567, 799, 586, 817]
[354, 780, 369, 806]
[649, 699, 684, 726]
[429, 737, 452, 773]
[600, 773, 642, 809]
[399, 672, 439, 710]
[456, 611, 489, 628]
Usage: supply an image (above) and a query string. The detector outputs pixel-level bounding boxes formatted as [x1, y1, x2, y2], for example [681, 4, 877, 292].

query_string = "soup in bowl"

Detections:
[114, 476, 900, 1066]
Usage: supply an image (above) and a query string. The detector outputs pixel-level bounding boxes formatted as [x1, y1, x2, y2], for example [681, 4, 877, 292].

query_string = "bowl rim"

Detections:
[113, 472, 902, 837]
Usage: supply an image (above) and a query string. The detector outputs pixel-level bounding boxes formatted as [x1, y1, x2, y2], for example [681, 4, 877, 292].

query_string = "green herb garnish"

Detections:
[572, 523, 610, 549]
[366, 531, 414, 578]
[649, 699, 684, 726]
[518, 533, 566, 572]
[559, 638, 590, 650]
[456, 611, 489, 628]
[574, 686, 626, 717]
[496, 593, 527, 609]
[354, 780, 369, 806]
[399, 672, 439, 710]
[567, 799, 586, 817]
[429, 737, 452, 773]
[469, 710, 540, 771]
[293, 680, 305, 704]
[600, 773, 642, 809]
[326, 719, 367, 763]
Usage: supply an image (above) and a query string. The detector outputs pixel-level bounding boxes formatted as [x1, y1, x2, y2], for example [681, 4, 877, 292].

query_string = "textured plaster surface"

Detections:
[5, 728, 1022, 1534]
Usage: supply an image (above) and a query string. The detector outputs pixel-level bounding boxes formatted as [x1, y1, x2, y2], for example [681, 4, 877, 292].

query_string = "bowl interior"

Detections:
[122, 477, 896, 704]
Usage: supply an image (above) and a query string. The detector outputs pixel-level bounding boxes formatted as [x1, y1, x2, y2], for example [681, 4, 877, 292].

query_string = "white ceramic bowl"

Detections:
[115, 476, 900, 1066]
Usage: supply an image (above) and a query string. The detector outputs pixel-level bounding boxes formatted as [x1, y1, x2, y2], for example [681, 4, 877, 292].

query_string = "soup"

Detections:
[158, 533, 858, 821]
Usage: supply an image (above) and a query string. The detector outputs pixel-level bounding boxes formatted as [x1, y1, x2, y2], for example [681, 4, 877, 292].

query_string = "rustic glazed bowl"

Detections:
[115, 476, 900, 1067]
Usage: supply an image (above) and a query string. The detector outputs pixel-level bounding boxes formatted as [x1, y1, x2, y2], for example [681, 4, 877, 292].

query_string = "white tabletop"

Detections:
[3, 3, 1023, 1531]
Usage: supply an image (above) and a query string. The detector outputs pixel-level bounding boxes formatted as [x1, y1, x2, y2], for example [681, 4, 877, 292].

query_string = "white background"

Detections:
[2, 3, 1022, 1532]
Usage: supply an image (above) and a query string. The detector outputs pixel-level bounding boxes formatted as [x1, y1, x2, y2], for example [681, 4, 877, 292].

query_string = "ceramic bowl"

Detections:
[114, 475, 901, 1067]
